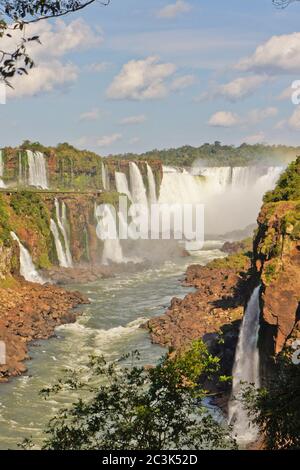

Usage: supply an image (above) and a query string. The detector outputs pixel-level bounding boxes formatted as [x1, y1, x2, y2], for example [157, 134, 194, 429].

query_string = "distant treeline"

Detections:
[109, 142, 300, 167]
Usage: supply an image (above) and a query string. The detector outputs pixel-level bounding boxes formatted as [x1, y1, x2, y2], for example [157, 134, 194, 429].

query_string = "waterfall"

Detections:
[10, 232, 44, 284]
[0, 150, 5, 188]
[102, 162, 110, 191]
[27, 150, 48, 189]
[54, 199, 73, 267]
[228, 285, 261, 445]
[50, 219, 70, 268]
[95, 204, 124, 264]
[129, 162, 148, 207]
[147, 164, 157, 203]
[160, 166, 283, 234]
[115, 171, 132, 201]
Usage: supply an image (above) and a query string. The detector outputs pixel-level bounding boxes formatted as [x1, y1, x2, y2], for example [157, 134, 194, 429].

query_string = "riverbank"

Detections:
[0, 277, 88, 382]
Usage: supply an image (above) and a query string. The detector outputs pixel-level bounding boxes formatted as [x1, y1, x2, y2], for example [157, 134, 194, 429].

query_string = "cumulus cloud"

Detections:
[170, 74, 196, 91]
[97, 133, 122, 147]
[79, 108, 101, 122]
[7, 61, 78, 99]
[208, 111, 240, 127]
[237, 32, 300, 74]
[216, 75, 269, 101]
[6, 19, 102, 99]
[157, 1, 191, 19]
[106, 56, 176, 100]
[120, 115, 147, 125]
[247, 106, 278, 124]
[243, 132, 265, 144]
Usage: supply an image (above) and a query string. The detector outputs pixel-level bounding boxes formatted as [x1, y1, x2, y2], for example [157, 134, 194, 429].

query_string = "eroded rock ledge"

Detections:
[0, 277, 89, 382]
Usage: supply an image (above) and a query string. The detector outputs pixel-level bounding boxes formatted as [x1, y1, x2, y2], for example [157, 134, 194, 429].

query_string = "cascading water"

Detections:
[147, 163, 157, 204]
[95, 204, 124, 264]
[102, 162, 110, 191]
[10, 232, 44, 284]
[0, 149, 6, 188]
[26, 150, 48, 189]
[54, 199, 73, 267]
[160, 166, 283, 234]
[129, 162, 148, 207]
[50, 219, 69, 268]
[228, 285, 261, 445]
[115, 171, 133, 201]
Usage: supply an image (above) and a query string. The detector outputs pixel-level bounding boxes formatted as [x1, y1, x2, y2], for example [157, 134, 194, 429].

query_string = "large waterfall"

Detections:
[115, 171, 133, 201]
[129, 162, 148, 207]
[160, 166, 283, 234]
[228, 285, 261, 445]
[54, 199, 73, 267]
[0, 150, 5, 188]
[102, 162, 110, 191]
[10, 232, 44, 284]
[50, 219, 70, 268]
[27, 150, 48, 189]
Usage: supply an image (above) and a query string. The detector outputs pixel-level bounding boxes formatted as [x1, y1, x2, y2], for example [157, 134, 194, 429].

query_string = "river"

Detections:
[0, 244, 224, 450]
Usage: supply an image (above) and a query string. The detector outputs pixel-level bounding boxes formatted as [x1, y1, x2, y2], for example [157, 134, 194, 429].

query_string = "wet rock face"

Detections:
[0, 279, 89, 382]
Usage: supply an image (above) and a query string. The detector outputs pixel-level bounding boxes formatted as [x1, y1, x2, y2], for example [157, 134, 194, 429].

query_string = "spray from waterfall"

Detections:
[10, 232, 44, 284]
[0, 150, 6, 188]
[26, 150, 48, 189]
[54, 199, 73, 267]
[228, 285, 261, 445]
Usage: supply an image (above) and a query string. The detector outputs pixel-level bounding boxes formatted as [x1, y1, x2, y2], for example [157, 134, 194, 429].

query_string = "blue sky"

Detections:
[1, 0, 300, 155]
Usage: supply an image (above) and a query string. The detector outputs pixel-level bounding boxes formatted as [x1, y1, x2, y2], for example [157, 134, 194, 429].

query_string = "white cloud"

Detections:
[244, 132, 265, 144]
[247, 107, 278, 124]
[120, 115, 146, 125]
[157, 1, 191, 19]
[237, 32, 300, 74]
[87, 62, 111, 73]
[79, 108, 101, 122]
[170, 74, 196, 91]
[216, 75, 268, 101]
[277, 85, 293, 101]
[208, 111, 240, 128]
[106, 56, 176, 100]
[7, 61, 78, 99]
[97, 133, 122, 147]
[6, 19, 102, 99]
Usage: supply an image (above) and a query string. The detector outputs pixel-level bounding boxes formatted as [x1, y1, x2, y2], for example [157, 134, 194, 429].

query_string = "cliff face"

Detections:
[1, 145, 163, 193]
[253, 158, 300, 371]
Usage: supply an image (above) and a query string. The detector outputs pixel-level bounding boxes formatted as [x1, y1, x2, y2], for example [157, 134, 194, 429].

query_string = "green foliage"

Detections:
[10, 191, 50, 239]
[242, 353, 300, 450]
[0, 194, 11, 245]
[34, 342, 236, 450]
[110, 143, 300, 168]
[264, 157, 300, 202]
[208, 251, 251, 272]
[263, 261, 278, 285]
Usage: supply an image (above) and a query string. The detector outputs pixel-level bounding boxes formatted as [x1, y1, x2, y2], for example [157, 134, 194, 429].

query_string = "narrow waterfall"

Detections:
[0, 150, 6, 188]
[50, 219, 69, 268]
[115, 171, 132, 201]
[27, 150, 48, 189]
[147, 164, 157, 203]
[228, 285, 261, 444]
[54, 199, 73, 267]
[101, 162, 110, 191]
[95, 204, 124, 264]
[10, 232, 44, 284]
[129, 162, 148, 207]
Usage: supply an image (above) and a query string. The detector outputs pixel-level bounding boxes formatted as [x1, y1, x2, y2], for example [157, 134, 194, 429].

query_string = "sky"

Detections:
[1, 0, 300, 155]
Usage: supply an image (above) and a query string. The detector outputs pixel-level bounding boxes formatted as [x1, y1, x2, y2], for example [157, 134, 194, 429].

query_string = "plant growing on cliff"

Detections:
[242, 353, 300, 450]
[33, 341, 236, 450]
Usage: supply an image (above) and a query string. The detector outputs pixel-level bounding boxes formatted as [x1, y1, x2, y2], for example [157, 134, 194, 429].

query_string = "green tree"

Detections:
[33, 341, 236, 450]
[242, 353, 300, 450]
